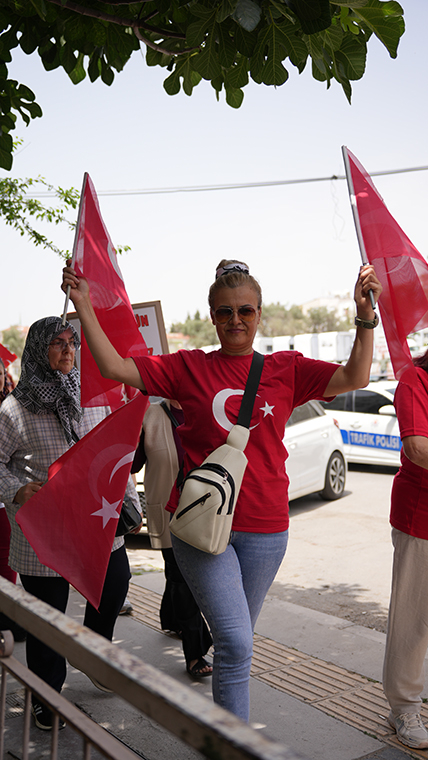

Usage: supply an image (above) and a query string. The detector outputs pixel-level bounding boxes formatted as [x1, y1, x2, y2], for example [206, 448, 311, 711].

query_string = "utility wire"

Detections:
[28, 163, 428, 198]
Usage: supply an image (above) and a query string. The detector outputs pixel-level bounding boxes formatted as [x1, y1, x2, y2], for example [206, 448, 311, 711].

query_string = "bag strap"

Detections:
[160, 400, 180, 428]
[237, 351, 264, 429]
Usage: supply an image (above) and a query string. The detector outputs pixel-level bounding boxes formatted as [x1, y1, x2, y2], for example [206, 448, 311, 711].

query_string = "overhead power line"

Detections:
[28, 163, 428, 198]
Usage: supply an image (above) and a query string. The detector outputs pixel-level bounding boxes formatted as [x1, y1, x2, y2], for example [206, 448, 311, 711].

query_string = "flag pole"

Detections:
[61, 173, 88, 326]
[341, 146, 376, 311]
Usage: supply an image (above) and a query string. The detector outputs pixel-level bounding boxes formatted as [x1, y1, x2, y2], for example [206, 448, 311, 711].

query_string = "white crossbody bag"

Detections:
[169, 351, 264, 555]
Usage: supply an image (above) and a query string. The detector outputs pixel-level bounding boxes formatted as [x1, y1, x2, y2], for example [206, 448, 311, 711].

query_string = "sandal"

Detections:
[186, 657, 213, 679]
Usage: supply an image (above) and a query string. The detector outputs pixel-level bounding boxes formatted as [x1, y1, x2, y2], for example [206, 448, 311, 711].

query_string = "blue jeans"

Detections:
[171, 529, 288, 721]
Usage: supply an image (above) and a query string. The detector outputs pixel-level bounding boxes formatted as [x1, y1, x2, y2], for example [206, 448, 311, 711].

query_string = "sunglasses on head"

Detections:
[214, 306, 257, 324]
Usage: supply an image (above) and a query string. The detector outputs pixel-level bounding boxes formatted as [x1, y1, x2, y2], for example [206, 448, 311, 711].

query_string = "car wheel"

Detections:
[319, 451, 346, 500]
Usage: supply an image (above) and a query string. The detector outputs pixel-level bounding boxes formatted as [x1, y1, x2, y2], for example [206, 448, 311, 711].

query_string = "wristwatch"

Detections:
[354, 313, 379, 329]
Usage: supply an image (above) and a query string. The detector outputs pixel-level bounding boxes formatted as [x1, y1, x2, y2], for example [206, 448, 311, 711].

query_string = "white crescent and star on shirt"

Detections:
[212, 388, 275, 432]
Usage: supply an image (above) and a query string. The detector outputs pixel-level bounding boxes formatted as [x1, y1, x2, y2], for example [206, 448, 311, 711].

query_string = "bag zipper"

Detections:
[176, 492, 212, 518]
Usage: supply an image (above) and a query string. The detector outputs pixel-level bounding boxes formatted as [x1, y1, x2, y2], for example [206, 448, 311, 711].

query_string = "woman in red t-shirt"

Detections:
[62, 258, 381, 721]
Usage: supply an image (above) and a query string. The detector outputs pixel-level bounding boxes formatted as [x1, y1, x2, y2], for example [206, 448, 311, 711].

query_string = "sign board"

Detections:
[67, 300, 168, 370]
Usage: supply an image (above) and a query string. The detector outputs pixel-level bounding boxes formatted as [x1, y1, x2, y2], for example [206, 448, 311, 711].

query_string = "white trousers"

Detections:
[383, 527, 428, 716]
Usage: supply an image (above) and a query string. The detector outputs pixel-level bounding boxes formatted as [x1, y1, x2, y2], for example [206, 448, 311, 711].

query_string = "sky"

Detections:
[1, 1, 427, 333]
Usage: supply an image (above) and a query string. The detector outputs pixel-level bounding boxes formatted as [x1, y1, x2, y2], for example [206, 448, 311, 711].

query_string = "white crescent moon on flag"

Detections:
[87, 444, 135, 501]
[106, 296, 123, 312]
[109, 452, 135, 482]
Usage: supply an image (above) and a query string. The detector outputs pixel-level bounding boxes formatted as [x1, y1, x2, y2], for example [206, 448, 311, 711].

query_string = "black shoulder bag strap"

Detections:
[160, 400, 180, 428]
[237, 350, 264, 429]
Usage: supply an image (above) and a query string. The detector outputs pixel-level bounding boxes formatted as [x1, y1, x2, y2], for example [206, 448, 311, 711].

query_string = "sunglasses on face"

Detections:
[214, 306, 257, 324]
[49, 339, 79, 352]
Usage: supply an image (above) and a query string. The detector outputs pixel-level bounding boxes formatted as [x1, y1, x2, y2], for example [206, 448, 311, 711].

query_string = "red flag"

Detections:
[344, 148, 428, 386]
[72, 173, 148, 407]
[0, 343, 17, 368]
[16, 393, 146, 609]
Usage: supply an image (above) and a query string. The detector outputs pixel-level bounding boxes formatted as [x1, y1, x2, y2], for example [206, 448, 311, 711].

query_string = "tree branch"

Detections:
[133, 27, 199, 56]
[47, 0, 187, 39]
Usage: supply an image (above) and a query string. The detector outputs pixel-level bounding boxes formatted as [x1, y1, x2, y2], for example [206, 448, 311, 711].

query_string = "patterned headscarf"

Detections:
[12, 316, 83, 445]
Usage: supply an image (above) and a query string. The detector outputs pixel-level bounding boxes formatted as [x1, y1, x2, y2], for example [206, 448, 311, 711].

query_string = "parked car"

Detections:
[319, 381, 400, 467]
[285, 400, 346, 501]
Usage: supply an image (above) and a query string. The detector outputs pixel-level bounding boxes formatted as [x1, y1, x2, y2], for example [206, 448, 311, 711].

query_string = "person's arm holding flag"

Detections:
[62, 262, 145, 391]
[324, 263, 382, 397]
[64, 260, 382, 401]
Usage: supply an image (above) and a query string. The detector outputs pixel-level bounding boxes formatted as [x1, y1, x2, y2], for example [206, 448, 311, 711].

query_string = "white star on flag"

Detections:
[261, 401, 274, 417]
[91, 496, 122, 529]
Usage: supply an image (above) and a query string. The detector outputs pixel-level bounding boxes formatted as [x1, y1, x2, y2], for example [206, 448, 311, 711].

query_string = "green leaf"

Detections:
[40, 41, 60, 71]
[211, 74, 224, 92]
[1, 113, 15, 130]
[14, 83, 35, 102]
[262, 56, 288, 85]
[186, 6, 218, 47]
[311, 52, 331, 82]
[163, 69, 181, 95]
[286, 0, 331, 34]
[250, 20, 290, 86]
[340, 77, 352, 103]
[316, 23, 344, 53]
[217, 20, 236, 68]
[88, 50, 101, 82]
[19, 28, 39, 55]
[353, 0, 404, 58]
[234, 24, 258, 57]
[146, 47, 165, 68]
[217, 0, 238, 24]
[225, 85, 244, 107]
[277, 17, 308, 70]
[68, 52, 86, 85]
[100, 57, 114, 86]
[333, 33, 366, 81]
[0, 132, 13, 170]
[23, 101, 43, 118]
[29, 0, 48, 20]
[59, 42, 77, 75]
[232, 0, 261, 32]
[224, 55, 249, 89]
[164, 55, 203, 96]
[191, 29, 221, 80]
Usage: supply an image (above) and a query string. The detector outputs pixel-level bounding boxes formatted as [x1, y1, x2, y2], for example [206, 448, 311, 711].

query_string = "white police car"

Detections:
[285, 400, 346, 501]
[320, 381, 400, 467]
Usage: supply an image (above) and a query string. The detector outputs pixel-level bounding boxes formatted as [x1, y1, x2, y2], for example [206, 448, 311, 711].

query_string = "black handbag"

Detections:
[116, 494, 142, 536]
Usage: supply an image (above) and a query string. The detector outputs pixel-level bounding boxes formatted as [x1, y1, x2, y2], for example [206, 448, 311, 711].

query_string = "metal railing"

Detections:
[0, 577, 306, 760]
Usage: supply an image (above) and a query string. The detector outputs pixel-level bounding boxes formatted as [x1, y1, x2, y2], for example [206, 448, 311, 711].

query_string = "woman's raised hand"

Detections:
[354, 264, 382, 318]
[61, 260, 89, 305]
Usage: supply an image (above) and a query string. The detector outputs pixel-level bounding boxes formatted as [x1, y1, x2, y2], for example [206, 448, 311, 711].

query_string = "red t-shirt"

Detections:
[133, 349, 338, 534]
[390, 367, 428, 539]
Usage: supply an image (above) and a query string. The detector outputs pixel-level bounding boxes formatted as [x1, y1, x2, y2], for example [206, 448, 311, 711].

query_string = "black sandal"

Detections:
[186, 657, 213, 679]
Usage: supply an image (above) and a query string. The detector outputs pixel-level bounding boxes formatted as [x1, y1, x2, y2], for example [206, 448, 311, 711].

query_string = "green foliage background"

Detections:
[0, 1, 405, 169]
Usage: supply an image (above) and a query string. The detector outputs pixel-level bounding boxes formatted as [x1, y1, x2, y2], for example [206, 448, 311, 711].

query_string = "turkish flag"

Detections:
[72, 173, 148, 408]
[0, 343, 17, 368]
[344, 148, 428, 386]
[16, 393, 147, 609]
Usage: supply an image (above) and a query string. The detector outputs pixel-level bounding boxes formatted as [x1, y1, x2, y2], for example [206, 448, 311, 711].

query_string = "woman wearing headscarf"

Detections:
[0, 316, 141, 731]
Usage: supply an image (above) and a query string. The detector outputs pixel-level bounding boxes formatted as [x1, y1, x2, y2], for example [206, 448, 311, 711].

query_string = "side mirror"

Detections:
[378, 404, 396, 417]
